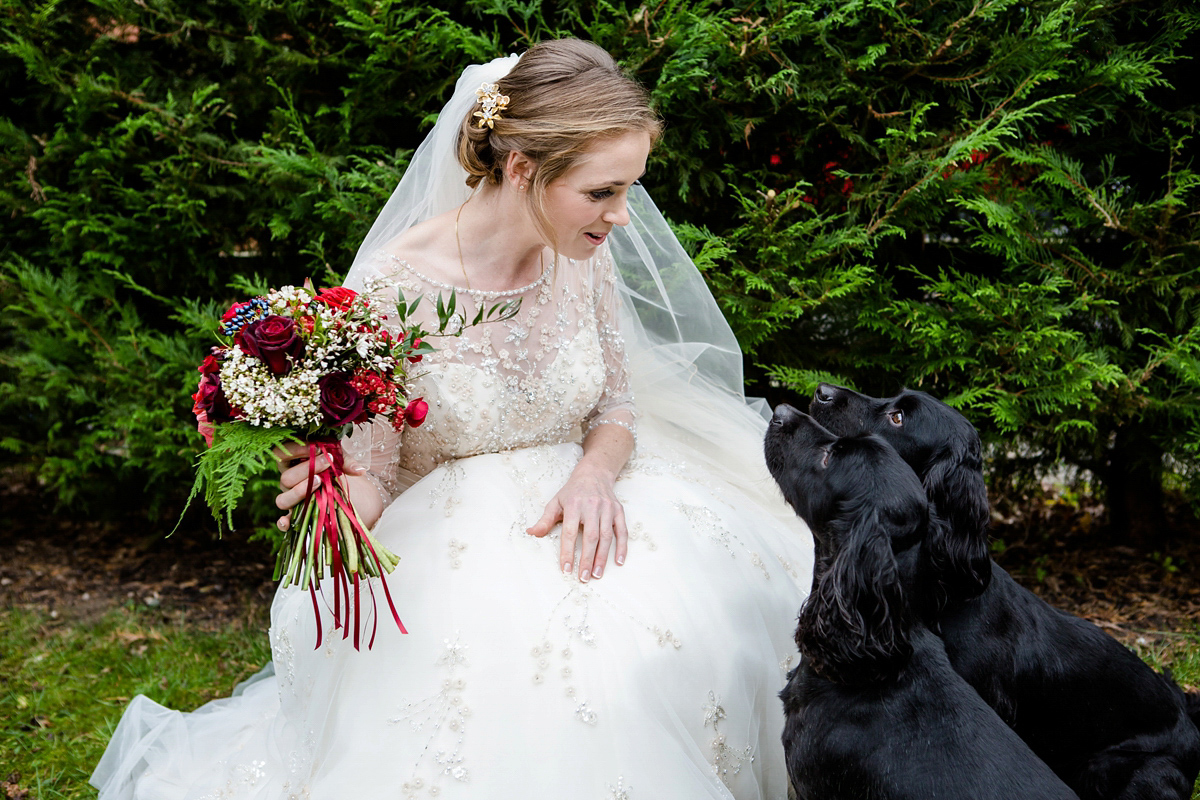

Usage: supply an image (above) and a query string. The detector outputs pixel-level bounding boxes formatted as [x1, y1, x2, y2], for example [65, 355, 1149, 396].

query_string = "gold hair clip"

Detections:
[473, 82, 509, 129]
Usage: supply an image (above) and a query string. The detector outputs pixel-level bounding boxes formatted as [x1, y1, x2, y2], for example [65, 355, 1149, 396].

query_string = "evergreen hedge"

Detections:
[3, 0, 1197, 542]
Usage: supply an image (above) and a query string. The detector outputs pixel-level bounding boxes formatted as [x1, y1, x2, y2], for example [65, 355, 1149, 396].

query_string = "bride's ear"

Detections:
[504, 151, 537, 190]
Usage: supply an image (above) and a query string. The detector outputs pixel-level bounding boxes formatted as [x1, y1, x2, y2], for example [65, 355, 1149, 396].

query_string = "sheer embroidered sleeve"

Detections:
[342, 417, 407, 510]
[582, 245, 637, 446]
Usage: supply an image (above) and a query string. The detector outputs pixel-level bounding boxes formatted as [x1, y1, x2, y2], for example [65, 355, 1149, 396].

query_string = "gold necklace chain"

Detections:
[454, 198, 546, 293]
[454, 200, 472, 290]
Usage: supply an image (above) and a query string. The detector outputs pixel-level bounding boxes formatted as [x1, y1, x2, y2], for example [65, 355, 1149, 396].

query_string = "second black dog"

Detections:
[811, 383, 1200, 800]
[766, 405, 1078, 800]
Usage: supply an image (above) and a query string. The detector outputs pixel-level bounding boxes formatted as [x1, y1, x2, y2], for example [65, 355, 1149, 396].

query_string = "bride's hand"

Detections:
[526, 462, 629, 582]
[273, 441, 370, 532]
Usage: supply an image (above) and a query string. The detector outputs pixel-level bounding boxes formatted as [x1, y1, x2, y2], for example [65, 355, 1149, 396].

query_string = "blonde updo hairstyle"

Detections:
[456, 39, 662, 249]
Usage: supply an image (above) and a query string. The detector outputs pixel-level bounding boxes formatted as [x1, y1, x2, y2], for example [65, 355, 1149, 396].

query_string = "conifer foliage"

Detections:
[2, 1, 1197, 540]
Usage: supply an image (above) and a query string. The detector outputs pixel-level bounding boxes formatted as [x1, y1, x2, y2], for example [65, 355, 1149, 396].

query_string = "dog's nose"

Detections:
[771, 403, 801, 426]
[814, 384, 836, 404]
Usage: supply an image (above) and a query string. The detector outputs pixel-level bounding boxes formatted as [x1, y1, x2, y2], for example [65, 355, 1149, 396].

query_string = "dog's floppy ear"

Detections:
[796, 507, 912, 684]
[922, 439, 992, 603]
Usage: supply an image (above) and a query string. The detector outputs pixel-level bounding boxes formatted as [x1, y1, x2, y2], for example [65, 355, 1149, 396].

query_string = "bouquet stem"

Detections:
[273, 441, 406, 649]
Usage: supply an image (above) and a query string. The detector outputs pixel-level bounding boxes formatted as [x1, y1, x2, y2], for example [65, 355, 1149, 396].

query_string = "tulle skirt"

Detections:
[91, 442, 813, 799]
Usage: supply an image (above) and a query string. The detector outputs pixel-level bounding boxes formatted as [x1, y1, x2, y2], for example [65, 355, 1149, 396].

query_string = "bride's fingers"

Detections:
[561, 506, 581, 577]
[277, 514, 290, 532]
[279, 455, 331, 490]
[276, 456, 332, 510]
[578, 512, 602, 582]
[273, 441, 310, 472]
[613, 506, 629, 566]
[526, 500, 561, 539]
[591, 508, 615, 579]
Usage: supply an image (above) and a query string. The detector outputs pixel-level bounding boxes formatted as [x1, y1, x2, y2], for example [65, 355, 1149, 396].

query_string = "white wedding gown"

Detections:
[92, 247, 814, 800]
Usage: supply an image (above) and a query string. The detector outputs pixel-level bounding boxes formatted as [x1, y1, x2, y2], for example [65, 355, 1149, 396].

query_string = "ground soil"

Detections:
[2, 478, 1197, 643]
[0, 480, 276, 631]
[987, 488, 1200, 642]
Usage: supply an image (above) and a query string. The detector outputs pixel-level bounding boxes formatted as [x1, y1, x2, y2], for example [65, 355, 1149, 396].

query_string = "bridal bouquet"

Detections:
[185, 279, 514, 649]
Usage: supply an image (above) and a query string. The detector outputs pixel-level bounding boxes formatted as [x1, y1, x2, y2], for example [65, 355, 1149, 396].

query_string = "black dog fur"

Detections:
[810, 383, 1200, 800]
[766, 405, 1079, 800]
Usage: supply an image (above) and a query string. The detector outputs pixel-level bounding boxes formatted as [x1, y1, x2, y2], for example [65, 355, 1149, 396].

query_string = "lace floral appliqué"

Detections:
[528, 580, 683, 727]
[390, 635, 473, 795]
[703, 691, 755, 789]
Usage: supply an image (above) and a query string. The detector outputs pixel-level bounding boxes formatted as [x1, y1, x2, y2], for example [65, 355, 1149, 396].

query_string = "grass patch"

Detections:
[1, 604, 1197, 798]
[0, 603, 270, 799]
[1132, 627, 1200, 800]
[1134, 628, 1200, 691]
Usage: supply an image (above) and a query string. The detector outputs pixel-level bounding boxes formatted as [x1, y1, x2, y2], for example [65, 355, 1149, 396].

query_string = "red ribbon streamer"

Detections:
[296, 441, 407, 650]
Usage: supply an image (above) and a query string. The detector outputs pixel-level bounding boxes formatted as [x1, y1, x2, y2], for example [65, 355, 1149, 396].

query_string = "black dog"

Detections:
[766, 405, 1079, 800]
[811, 383, 1200, 800]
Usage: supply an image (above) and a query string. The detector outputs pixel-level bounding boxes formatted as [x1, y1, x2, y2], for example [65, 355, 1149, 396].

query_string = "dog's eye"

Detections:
[888, 410, 904, 426]
[820, 448, 831, 468]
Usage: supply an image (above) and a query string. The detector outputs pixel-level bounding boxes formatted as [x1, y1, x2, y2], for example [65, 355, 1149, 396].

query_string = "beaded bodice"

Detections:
[346, 246, 636, 500]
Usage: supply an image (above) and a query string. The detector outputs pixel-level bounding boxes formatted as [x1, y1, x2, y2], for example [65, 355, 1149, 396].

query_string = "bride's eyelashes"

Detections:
[587, 179, 644, 201]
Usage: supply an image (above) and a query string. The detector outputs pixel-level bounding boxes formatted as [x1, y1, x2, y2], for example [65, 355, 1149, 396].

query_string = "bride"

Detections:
[92, 39, 813, 800]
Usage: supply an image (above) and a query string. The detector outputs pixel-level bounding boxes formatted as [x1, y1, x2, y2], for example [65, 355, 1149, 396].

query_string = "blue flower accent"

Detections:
[221, 296, 270, 338]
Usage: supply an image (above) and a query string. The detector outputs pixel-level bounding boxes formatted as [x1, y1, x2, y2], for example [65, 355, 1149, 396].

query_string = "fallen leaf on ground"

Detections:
[2, 770, 30, 800]
[113, 629, 165, 646]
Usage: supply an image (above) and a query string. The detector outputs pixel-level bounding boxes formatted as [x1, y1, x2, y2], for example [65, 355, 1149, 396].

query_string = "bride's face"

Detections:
[540, 130, 651, 261]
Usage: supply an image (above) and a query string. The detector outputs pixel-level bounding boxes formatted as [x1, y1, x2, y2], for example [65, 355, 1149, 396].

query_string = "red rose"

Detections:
[241, 316, 305, 376]
[319, 373, 368, 427]
[192, 372, 233, 426]
[192, 401, 215, 447]
[199, 353, 221, 375]
[404, 397, 429, 428]
[408, 337, 423, 364]
[314, 287, 359, 311]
